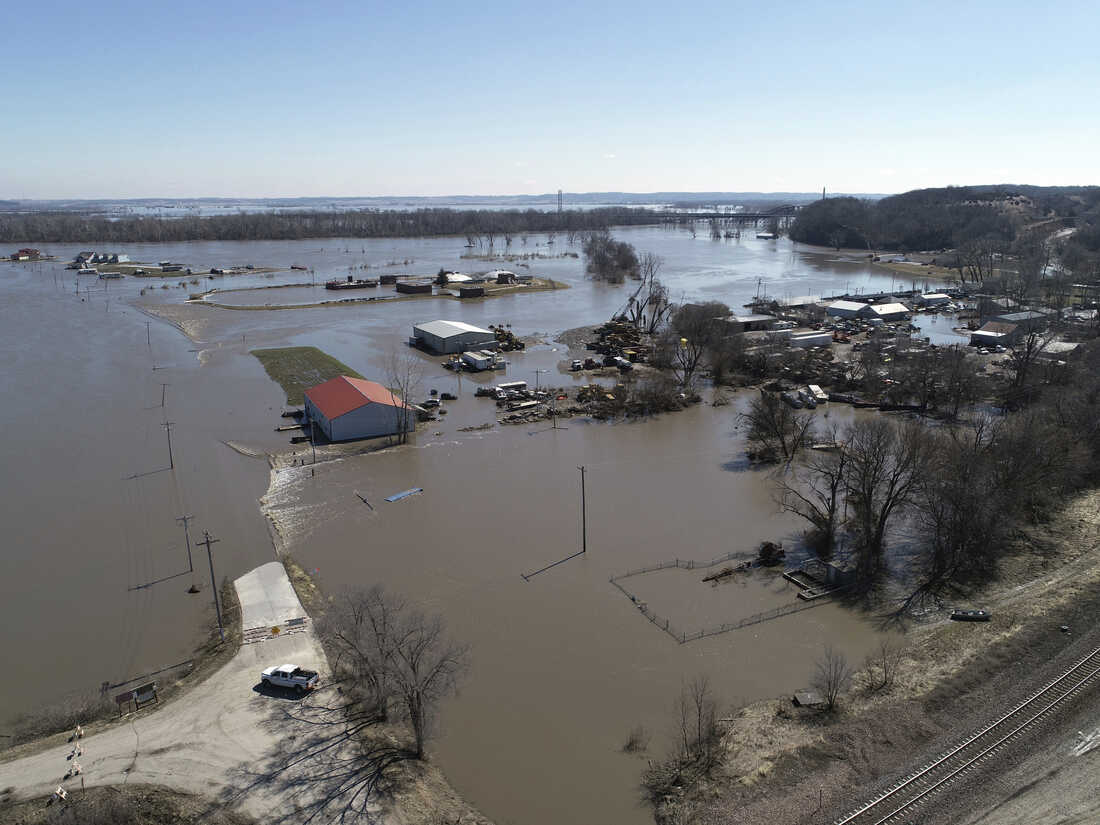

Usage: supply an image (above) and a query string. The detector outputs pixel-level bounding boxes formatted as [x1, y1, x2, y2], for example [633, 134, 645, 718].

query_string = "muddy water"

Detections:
[263, 395, 880, 825]
[2, 230, 924, 824]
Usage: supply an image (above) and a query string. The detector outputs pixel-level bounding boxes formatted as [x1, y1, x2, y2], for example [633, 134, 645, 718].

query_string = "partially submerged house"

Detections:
[303, 376, 411, 441]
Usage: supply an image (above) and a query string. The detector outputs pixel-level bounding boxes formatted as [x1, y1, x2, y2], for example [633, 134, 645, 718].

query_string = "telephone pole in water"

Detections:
[163, 421, 175, 469]
[176, 514, 194, 573]
[197, 531, 224, 640]
[578, 465, 587, 554]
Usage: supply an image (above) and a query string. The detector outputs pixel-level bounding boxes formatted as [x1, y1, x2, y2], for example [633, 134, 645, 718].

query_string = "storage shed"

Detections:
[917, 293, 951, 307]
[826, 300, 868, 319]
[412, 320, 496, 354]
[864, 302, 911, 321]
[304, 376, 411, 442]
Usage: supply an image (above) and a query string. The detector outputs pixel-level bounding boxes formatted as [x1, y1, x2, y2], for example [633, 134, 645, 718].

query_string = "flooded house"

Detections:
[303, 376, 411, 441]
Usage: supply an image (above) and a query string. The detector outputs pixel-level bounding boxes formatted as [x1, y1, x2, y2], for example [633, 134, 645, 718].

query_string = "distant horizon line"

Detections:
[7, 190, 884, 203]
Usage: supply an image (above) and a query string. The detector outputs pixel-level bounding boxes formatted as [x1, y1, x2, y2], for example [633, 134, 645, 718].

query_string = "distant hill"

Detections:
[789, 184, 1100, 251]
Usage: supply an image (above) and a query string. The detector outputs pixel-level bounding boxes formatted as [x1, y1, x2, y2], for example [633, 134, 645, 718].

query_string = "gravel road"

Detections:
[0, 562, 366, 822]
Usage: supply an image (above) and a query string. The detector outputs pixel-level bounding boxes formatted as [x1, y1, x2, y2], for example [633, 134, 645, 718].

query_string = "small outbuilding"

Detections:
[304, 376, 411, 442]
[727, 313, 777, 332]
[412, 319, 497, 354]
[970, 321, 1018, 348]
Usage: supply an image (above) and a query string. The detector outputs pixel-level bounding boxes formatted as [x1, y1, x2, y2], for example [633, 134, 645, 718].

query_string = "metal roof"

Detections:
[868, 302, 911, 315]
[305, 376, 406, 420]
[413, 319, 493, 338]
[827, 300, 867, 312]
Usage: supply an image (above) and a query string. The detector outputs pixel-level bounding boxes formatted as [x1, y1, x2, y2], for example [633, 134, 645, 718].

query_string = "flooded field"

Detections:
[1, 228, 941, 825]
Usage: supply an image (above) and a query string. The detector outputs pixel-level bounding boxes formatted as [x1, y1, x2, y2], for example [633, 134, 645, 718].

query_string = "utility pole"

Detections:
[163, 421, 175, 469]
[160, 383, 169, 408]
[534, 368, 547, 392]
[578, 465, 587, 554]
[176, 514, 194, 573]
[146, 321, 151, 348]
[309, 418, 317, 465]
[197, 531, 224, 641]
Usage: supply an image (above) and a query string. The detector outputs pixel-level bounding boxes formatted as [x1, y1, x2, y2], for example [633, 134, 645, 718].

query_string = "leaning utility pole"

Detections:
[163, 421, 175, 469]
[196, 531, 224, 641]
[578, 465, 587, 554]
[176, 514, 194, 573]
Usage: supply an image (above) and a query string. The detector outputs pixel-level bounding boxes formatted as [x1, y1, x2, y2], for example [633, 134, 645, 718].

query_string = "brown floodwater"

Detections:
[2, 230, 916, 825]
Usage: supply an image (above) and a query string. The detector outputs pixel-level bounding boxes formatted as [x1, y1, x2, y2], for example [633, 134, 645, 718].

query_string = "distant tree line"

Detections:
[0, 206, 661, 244]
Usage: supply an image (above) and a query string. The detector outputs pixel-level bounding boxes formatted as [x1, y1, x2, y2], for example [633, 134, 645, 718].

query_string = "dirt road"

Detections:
[0, 562, 363, 821]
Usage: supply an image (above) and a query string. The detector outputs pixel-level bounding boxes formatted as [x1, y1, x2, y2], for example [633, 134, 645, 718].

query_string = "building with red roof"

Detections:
[303, 376, 411, 441]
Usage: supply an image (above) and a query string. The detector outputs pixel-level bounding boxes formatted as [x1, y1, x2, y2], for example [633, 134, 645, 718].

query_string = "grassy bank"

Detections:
[655, 487, 1100, 825]
[0, 783, 254, 825]
[1, 581, 241, 762]
[250, 346, 364, 405]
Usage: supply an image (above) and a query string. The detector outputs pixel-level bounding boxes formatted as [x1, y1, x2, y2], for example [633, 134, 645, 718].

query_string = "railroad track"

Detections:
[834, 644, 1100, 825]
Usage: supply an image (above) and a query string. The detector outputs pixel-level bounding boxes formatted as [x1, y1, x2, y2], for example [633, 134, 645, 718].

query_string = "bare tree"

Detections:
[812, 645, 852, 711]
[842, 418, 928, 580]
[740, 391, 815, 463]
[776, 431, 848, 554]
[319, 587, 469, 761]
[384, 347, 424, 444]
[1005, 329, 1057, 406]
[667, 301, 730, 388]
[860, 637, 905, 692]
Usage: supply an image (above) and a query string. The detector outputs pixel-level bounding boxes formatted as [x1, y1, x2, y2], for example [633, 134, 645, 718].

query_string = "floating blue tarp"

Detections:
[385, 487, 423, 502]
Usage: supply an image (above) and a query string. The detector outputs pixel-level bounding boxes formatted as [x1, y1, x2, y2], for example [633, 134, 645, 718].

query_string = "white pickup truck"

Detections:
[260, 664, 320, 693]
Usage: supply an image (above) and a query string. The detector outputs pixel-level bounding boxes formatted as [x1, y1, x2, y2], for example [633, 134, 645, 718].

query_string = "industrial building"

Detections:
[411, 319, 496, 354]
[303, 376, 411, 442]
[864, 302, 911, 321]
[825, 300, 868, 319]
[826, 300, 910, 321]
[916, 293, 951, 307]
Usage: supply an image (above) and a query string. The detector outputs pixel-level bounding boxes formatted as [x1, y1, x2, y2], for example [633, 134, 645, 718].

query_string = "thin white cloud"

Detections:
[603, 153, 617, 159]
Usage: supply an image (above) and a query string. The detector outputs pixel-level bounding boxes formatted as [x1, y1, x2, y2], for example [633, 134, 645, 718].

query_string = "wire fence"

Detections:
[610, 554, 837, 644]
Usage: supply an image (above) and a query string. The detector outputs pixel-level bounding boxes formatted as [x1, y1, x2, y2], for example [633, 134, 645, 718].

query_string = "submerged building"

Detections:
[303, 376, 411, 441]
[411, 319, 496, 354]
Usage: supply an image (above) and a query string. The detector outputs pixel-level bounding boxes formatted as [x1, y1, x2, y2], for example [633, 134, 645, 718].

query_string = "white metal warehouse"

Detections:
[411, 319, 496, 354]
[303, 376, 411, 442]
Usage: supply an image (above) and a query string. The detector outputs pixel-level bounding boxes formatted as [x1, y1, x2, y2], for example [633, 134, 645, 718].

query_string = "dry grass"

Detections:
[0, 783, 255, 825]
[659, 487, 1100, 825]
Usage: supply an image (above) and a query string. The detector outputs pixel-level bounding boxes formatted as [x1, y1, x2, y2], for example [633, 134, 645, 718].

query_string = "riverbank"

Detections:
[655, 487, 1100, 824]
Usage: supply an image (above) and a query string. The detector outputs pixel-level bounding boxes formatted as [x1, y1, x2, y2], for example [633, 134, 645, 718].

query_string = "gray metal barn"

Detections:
[411, 319, 496, 354]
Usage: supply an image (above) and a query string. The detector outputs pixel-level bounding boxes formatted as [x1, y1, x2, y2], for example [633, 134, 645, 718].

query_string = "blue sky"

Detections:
[5, 0, 1098, 198]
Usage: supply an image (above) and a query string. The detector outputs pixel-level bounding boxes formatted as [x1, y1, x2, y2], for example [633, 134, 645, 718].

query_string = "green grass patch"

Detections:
[251, 346, 364, 405]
